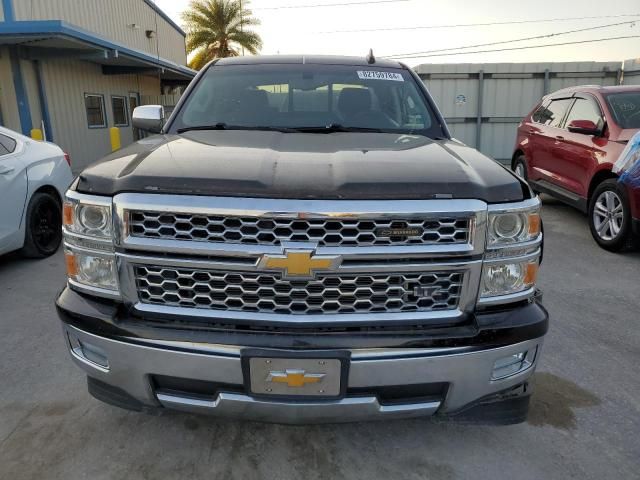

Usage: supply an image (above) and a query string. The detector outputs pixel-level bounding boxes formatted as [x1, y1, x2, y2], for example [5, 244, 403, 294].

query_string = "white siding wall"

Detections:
[0, 48, 20, 131]
[13, 0, 186, 65]
[20, 60, 44, 132]
[40, 59, 160, 171]
[416, 62, 622, 162]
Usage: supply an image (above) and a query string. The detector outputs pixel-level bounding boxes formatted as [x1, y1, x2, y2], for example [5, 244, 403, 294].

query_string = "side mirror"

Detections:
[132, 105, 165, 133]
[567, 119, 601, 136]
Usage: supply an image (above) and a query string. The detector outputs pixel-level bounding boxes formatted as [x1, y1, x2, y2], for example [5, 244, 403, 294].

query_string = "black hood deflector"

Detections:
[76, 131, 526, 203]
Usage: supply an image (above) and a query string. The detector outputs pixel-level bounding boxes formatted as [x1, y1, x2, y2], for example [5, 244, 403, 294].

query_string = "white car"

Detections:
[0, 126, 73, 257]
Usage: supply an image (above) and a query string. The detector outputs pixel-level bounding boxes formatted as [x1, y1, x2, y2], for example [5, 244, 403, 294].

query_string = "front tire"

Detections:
[588, 179, 634, 252]
[513, 154, 539, 194]
[20, 192, 62, 258]
[513, 155, 529, 181]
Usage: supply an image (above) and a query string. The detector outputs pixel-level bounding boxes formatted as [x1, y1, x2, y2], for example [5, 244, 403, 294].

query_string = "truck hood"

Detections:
[75, 131, 525, 203]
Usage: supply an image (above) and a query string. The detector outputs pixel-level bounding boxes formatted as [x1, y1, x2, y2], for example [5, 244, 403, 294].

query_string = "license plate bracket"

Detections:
[241, 349, 351, 400]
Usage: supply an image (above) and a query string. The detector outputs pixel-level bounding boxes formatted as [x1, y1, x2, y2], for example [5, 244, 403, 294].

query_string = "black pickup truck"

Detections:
[57, 55, 547, 424]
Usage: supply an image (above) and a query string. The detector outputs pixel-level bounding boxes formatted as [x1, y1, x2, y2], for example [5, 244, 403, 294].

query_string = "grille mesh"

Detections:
[128, 211, 470, 247]
[135, 266, 464, 315]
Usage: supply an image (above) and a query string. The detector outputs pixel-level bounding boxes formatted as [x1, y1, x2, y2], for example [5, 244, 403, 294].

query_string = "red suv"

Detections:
[513, 85, 640, 251]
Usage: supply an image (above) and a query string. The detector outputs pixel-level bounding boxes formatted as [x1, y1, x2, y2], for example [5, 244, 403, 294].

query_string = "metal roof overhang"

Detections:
[0, 21, 196, 81]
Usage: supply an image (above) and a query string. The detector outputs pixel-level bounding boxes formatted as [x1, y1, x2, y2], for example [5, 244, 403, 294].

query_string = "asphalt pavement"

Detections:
[0, 195, 638, 480]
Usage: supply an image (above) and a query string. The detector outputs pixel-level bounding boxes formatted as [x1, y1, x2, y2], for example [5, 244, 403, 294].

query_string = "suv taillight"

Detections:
[64, 153, 71, 166]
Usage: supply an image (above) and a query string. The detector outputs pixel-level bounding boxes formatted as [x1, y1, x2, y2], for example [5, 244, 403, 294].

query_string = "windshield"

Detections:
[605, 92, 640, 129]
[170, 64, 444, 137]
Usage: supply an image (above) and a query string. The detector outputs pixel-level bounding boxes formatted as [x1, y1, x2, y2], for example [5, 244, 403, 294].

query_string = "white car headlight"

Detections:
[63, 192, 119, 297]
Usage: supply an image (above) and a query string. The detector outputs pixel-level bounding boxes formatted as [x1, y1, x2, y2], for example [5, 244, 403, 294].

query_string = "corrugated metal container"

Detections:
[12, 0, 187, 65]
[415, 62, 622, 162]
[624, 58, 640, 85]
[40, 59, 160, 170]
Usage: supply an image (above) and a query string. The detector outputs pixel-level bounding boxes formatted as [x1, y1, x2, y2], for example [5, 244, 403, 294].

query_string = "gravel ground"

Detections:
[0, 195, 638, 480]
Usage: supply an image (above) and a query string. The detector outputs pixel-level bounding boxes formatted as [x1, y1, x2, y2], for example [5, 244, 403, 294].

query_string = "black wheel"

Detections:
[513, 155, 529, 181]
[20, 192, 62, 258]
[588, 179, 635, 252]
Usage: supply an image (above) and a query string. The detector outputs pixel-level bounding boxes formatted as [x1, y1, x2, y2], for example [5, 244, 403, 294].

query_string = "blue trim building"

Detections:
[0, 0, 195, 169]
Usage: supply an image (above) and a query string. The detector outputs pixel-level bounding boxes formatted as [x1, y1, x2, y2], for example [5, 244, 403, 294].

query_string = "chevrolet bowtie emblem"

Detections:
[267, 369, 326, 388]
[260, 249, 340, 279]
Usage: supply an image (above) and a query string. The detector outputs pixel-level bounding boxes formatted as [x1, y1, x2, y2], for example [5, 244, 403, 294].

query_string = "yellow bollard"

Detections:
[110, 127, 121, 152]
[31, 128, 44, 141]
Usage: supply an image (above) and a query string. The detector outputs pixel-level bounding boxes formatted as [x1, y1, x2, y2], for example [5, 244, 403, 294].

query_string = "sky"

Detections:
[153, 0, 640, 66]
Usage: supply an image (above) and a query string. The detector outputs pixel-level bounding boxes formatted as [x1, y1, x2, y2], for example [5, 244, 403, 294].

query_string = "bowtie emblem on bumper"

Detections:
[266, 369, 326, 388]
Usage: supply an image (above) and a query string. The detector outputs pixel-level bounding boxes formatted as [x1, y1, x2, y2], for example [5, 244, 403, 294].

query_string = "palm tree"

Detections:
[182, 0, 262, 70]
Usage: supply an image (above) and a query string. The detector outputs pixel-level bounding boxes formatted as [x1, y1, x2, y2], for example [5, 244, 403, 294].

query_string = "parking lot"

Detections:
[0, 195, 638, 480]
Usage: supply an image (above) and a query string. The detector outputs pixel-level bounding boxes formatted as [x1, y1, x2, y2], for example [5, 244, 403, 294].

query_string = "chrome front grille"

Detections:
[114, 194, 487, 324]
[135, 266, 464, 315]
[128, 211, 471, 247]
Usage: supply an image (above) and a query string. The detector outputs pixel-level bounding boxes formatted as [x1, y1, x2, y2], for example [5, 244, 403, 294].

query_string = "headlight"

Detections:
[65, 249, 119, 291]
[488, 207, 541, 247]
[481, 258, 538, 298]
[78, 205, 110, 235]
[63, 191, 119, 297]
[63, 196, 112, 239]
[480, 198, 542, 305]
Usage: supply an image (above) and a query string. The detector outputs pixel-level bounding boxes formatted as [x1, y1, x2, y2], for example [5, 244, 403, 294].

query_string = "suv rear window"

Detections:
[171, 64, 444, 138]
[533, 98, 573, 127]
[605, 92, 640, 129]
[531, 102, 550, 123]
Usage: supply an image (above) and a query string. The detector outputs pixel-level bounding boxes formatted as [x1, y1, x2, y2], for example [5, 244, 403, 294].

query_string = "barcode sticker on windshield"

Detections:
[357, 71, 404, 82]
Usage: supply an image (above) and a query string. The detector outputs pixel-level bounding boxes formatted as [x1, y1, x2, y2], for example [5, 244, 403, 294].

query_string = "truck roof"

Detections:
[214, 55, 406, 69]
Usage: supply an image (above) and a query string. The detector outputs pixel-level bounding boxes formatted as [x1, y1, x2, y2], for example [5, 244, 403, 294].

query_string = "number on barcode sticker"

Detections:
[357, 71, 404, 82]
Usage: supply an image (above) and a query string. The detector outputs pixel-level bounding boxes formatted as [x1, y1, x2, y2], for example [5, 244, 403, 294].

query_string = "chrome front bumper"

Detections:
[64, 324, 543, 424]
[156, 392, 442, 423]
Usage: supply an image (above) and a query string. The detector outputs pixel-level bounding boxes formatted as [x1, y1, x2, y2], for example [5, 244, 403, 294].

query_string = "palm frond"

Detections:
[183, 0, 262, 69]
[188, 47, 214, 70]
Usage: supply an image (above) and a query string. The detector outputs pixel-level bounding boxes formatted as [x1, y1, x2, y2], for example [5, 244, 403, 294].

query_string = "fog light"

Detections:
[80, 341, 109, 368]
[491, 348, 537, 380]
[67, 333, 109, 369]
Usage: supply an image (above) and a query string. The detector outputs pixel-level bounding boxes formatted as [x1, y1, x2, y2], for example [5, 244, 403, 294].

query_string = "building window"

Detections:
[84, 94, 106, 128]
[111, 96, 129, 127]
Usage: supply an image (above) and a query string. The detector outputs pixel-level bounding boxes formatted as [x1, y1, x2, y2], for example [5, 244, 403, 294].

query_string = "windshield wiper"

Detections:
[177, 123, 296, 134]
[294, 124, 383, 134]
[177, 123, 389, 134]
[177, 122, 229, 133]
